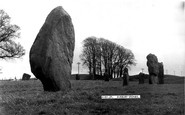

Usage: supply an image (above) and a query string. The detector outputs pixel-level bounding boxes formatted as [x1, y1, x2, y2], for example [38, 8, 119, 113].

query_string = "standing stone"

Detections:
[158, 62, 164, 84]
[29, 6, 75, 92]
[104, 72, 109, 81]
[22, 73, 31, 80]
[76, 74, 80, 80]
[123, 68, 129, 86]
[146, 53, 159, 84]
[138, 72, 145, 84]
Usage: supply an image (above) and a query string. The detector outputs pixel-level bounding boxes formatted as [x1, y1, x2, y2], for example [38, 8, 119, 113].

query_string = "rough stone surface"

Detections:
[123, 68, 129, 86]
[29, 6, 75, 92]
[146, 53, 159, 84]
[146, 54, 159, 76]
[22, 73, 31, 80]
[158, 62, 164, 84]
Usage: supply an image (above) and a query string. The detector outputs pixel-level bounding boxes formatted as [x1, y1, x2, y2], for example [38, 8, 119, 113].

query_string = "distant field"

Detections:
[112, 74, 185, 84]
[0, 75, 184, 115]
[71, 74, 185, 84]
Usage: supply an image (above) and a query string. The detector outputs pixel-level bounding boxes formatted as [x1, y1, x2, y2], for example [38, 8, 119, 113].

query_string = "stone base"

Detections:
[149, 75, 158, 84]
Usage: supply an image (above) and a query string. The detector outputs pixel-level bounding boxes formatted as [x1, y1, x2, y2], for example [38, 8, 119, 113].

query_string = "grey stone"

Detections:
[76, 74, 80, 80]
[22, 73, 31, 80]
[138, 72, 145, 84]
[123, 68, 129, 86]
[29, 6, 75, 92]
[104, 72, 109, 81]
[158, 62, 164, 84]
[146, 53, 159, 84]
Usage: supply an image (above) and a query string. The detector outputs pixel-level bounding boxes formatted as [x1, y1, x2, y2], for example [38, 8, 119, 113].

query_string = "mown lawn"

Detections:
[0, 78, 184, 115]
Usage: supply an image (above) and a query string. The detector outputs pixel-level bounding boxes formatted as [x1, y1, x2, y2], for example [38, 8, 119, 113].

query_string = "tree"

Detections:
[99, 38, 117, 79]
[114, 48, 136, 78]
[0, 9, 25, 59]
[80, 36, 98, 79]
[80, 36, 136, 80]
[99, 38, 109, 77]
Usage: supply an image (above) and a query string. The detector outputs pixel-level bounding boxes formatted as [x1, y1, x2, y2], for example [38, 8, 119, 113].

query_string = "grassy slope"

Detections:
[0, 76, 184, 115]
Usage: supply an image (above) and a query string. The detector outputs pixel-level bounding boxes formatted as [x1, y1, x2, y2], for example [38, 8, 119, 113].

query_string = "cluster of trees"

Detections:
[80, 36, 136, 80]
[0, 9, 25, 59]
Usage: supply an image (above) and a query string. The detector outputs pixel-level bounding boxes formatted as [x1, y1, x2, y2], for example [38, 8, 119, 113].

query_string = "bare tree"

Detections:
[80, 36, 136, 80]
[95, 40, 102, 76]
[99, 38, 118, 79]
[0, 9, 25, 59]
[80, 45, 92, 75]
[80, 36, 99, 79]
[116, 47, 136, 78]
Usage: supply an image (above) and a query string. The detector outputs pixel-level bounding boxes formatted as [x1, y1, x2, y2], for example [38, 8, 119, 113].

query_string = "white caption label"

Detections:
[101, 95, 140, 99]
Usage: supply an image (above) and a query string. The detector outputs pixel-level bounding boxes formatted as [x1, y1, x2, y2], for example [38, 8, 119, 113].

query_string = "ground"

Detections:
[0, 76, 184, 115]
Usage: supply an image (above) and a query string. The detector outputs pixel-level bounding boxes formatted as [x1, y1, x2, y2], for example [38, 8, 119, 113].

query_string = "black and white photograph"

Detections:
[0, 0, 184, 114]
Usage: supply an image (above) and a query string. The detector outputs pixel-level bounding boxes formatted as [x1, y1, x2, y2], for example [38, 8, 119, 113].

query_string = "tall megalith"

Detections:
[29, 6, 75, 92]
[146, 53, 159, 84]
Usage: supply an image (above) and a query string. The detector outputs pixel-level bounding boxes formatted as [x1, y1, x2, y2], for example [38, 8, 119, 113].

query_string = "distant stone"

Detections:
[29, 6, 75, 92]
[138, 72, 145, 84]
[158, 62, 164, 84]
[76, 74, 80, 80]
[123, 68, 129, 86]
[22, 73, 31, 80]
[146, 53, 159, 84]
[104, 72, 109, 81]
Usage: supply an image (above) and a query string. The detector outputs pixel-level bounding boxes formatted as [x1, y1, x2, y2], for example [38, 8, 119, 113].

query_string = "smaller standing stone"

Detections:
[123, 68, 129, 86]
[22, 73, 31, 80]
[104, 72, 109, 81]
[76, 74, 80, 80]
[158, 62, 164, 84]
[138, 72, 145, 84]
[148, 75, 153, 84]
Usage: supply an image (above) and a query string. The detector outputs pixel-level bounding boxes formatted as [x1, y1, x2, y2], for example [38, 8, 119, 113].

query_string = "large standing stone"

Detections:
[146, 53, 159, 84]
[158, 62, 164, 84]
[29, 6, 75, 92]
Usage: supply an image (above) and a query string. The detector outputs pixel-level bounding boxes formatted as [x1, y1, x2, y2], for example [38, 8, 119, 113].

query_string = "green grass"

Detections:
[0, 78, 184, 115]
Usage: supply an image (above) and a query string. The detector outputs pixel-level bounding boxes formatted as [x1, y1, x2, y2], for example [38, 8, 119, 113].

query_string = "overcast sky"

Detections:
[0, 0, 184, 79]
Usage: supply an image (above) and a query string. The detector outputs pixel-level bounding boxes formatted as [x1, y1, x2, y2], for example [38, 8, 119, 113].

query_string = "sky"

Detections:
[0, 0, 184, 79]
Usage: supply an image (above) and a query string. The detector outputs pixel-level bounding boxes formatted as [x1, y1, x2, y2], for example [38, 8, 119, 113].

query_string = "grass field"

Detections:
[0, 75, 184, 115]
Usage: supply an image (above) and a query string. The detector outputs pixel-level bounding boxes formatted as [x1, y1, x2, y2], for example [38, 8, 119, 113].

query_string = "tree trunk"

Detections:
[92, 54, 96, 80]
